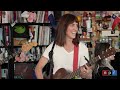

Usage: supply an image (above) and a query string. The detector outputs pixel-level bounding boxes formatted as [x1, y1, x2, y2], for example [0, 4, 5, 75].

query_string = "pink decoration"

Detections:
[27, 12, 36, 22]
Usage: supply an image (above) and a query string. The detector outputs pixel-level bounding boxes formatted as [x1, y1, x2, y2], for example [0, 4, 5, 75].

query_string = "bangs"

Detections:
[66, 16, 79, 27]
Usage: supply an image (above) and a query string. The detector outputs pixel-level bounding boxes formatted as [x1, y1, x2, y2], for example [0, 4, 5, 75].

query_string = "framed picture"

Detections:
[13, 25, 29, 38]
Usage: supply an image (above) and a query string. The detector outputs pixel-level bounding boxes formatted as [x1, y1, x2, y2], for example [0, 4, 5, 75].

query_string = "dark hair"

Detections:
[94, 43, 110, 57]
[55, 14, 80, 46]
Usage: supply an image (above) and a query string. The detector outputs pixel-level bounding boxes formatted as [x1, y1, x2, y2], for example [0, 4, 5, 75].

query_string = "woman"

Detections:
[35, 14, 92, 79]
[93, 43, 115, 79]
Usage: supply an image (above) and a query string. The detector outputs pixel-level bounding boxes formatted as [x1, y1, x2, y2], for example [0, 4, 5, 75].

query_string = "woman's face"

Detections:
[66, 22, 78, 40]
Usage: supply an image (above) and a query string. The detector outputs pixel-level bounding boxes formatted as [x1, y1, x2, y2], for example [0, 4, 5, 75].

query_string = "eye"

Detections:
[69, 23, 74, 26]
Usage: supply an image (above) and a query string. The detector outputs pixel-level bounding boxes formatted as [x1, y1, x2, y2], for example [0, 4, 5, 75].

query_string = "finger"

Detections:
[86, 73, 92, 79]
[84, 64, 89, 69]
[85, 64, 93, 70]
[80, 66, 87, 73]
[84, 65, 93, 74]
[89, 65, 94, 70]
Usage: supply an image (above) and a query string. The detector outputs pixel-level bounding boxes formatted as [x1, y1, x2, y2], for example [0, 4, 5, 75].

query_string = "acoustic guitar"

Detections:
[52, 47, 116, 79]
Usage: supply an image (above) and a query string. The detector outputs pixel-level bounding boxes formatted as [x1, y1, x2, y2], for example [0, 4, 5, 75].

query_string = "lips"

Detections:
[72, 32, 76, 33]
[72, 32, 76, 35]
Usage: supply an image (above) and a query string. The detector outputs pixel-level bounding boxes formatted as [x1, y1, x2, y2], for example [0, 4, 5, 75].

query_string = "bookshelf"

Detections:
[0, 11, 56, 79]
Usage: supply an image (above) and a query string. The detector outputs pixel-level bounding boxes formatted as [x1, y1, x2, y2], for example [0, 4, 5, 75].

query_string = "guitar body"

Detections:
[53, 68, 69, 79]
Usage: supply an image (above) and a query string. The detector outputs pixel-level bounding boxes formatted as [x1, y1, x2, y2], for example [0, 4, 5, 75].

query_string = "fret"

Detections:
[86, 56, 101, 67]
[71, 71, 75, 78]
[95, 56, 100, 62]
[76, 69, 80, 77]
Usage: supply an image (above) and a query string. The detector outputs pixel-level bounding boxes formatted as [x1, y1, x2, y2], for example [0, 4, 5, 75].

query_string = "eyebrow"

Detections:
[71, 23, 78, 25]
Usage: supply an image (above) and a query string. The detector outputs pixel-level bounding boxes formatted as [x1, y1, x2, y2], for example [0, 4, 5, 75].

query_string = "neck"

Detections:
[64, 38, 74, 53]
[65, 38, 73, 46]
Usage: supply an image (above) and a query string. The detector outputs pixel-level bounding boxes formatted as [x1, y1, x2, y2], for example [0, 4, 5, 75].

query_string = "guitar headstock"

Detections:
[21, 41, 37, 52]
[99, 47, 116, 60]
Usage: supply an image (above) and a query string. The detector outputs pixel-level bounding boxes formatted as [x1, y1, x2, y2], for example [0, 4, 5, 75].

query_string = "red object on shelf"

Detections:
[112, 16, 120, 30]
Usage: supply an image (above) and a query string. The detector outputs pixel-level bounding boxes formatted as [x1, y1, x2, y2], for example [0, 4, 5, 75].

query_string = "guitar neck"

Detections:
[62, 56, 104, 79]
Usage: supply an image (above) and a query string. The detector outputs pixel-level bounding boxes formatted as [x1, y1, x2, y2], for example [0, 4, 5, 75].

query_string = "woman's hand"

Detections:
[80, 64, 92, 79]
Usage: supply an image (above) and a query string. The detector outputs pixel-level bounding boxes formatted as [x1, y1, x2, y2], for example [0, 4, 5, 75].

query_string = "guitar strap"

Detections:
[73, 45, 79, 71]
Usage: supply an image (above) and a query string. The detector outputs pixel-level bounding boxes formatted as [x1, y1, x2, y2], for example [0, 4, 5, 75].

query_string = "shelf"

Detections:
[14, 61, 38, 64]
[0, 46, 21, 48]
[0, 23, 11, 26]
[95, 19, 102, 21]
[116, 49, 120, 52]
[13, 45, 49, 48]
[2, 61, 39, 64]
[15, 23, 51, 26]
[0, 45, 49, 48]
[0, 23, 51, 26]
[36, 45, 49, 47]
[80, 38, 91, 41]
[101, 30, 119, 37]
[0, 46, 13, 48]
